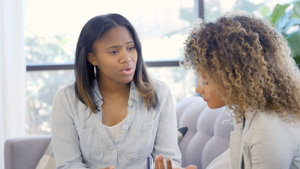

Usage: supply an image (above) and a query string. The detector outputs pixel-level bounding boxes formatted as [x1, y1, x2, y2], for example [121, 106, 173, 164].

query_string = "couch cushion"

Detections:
[176, 96, 233, 169]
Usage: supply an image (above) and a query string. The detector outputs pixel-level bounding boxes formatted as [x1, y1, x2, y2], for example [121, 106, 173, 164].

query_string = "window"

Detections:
[25, 0, 196, 135]
[25, 0, 195, 64]
[26, 0, 292, 135]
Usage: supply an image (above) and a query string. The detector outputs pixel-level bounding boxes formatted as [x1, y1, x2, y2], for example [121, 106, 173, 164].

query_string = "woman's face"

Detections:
[88, 26, 137, 85]
[196, 74, 226, 109]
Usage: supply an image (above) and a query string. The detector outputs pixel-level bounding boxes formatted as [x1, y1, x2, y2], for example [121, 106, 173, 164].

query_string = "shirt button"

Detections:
[128, 109, 133, 113]
[121, 130, 125, 133]
[127, 153, 133, 160]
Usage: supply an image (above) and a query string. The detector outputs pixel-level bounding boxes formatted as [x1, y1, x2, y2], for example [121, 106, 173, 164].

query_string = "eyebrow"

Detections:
[127, 41, 135, 45]
[106, 41, 135, 49]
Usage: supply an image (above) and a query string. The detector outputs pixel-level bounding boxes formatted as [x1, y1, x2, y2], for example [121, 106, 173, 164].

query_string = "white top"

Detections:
[104, 118, 125, 143]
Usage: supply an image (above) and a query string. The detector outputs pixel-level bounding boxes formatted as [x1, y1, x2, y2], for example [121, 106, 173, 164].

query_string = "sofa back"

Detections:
[176, 96, 234, 169]
[4, 135, 51, 169]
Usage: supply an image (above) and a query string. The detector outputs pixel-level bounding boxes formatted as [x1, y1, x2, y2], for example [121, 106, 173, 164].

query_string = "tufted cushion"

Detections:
[176, 96, 234, 169]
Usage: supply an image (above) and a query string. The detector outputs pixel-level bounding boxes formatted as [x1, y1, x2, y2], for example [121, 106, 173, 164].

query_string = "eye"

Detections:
[109, 50, 118, 55]
[129, 46, 136, 51]
[201, 81, 208, 86]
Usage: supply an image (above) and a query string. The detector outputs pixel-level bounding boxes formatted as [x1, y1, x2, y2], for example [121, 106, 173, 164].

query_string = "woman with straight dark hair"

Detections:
[51, 13, 181, 169]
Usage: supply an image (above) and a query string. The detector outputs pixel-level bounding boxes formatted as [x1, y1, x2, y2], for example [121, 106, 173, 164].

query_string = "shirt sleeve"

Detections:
[151, 81, 182, 168]
[51, 87, 89, 169]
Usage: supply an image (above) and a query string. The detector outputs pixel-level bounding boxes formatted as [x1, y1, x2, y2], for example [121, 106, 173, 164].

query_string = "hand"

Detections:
[154, 154, 197, 169]
[99, 166, 114, 169]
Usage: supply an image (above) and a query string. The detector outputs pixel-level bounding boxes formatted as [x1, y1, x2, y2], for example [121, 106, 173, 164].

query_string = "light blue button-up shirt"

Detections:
[51, 79, 181, 169]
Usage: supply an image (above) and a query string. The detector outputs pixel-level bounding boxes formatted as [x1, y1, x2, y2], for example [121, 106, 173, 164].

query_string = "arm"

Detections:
[151, 82, 182, 168]
[51, 87, 89, 169]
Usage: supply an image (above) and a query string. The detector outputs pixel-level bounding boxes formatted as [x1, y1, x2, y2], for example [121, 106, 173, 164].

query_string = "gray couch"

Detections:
[4, 96, 233, 169]
[4, 135, 51, 169]
[177, 96, 233, 169]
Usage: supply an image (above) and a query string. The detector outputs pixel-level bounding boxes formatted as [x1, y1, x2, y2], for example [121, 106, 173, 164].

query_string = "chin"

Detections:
[207, 104, 224, 109]
[123, 77, 134, 84]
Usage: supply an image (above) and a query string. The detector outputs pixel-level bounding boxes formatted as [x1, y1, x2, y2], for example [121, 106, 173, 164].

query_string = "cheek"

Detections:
[214, 97, 226, 108]
[207, 90, 226, 108]
[133, 54, 138, 64]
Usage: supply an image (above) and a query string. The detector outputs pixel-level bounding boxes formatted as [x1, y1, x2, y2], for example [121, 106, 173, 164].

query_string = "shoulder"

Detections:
[152, 79, 170, 92]
[151, 79, 175, 105]
[152, 79, 173, 98]
[247, 111, 300, 141]
[53, 82, 76, 101]
[252, 111, 299, 128]
[242, 111, 300, 164]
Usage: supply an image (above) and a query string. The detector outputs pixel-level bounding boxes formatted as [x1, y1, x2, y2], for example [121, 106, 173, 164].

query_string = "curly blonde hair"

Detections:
[183, 14, 300, 121]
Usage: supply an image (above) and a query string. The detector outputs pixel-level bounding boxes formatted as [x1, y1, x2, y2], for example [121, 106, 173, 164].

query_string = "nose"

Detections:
[120, 49, 132, 63]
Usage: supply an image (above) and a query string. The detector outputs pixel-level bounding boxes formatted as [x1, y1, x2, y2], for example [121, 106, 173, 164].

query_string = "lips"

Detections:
[121, 65, 133, 71]
[121, 65, 135, 75]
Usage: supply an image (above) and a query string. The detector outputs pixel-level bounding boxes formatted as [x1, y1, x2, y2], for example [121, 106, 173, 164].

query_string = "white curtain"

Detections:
[0, 0, 26, 168]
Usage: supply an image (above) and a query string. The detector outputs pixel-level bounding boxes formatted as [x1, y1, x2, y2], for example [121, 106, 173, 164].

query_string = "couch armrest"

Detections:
[4, 135, 51, 169]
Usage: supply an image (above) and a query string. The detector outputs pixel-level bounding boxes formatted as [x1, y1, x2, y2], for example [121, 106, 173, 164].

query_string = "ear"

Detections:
[87, 52, 97, 66]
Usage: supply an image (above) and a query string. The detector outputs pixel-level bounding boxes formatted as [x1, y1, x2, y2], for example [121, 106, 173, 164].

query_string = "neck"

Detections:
[98, 79, 130, 98]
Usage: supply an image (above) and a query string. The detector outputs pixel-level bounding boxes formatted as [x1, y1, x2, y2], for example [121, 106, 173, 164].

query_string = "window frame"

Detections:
[26, 60, 180, 71]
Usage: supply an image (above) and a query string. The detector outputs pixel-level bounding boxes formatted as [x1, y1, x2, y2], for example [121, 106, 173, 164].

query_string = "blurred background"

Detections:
[22, 0, 300, 135]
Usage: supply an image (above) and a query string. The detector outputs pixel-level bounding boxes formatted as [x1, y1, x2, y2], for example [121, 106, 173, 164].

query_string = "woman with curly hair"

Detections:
[156, 13, 300, 169]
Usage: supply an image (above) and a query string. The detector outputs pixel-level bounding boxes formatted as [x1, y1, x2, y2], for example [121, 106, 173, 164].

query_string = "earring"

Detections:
[94, 66, 97, 78]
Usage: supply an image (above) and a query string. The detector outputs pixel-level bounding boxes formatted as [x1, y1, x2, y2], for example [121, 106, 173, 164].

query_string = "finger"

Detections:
[159, 155, 165, 169]
[166, 158, 172, 169]
[173, 165, 197, 169]
[102, 166, 114, 169]
[155, 156, 160, 169]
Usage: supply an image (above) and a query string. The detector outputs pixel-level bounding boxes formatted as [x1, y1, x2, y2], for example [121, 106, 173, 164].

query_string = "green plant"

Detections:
[261, 0, 300, 67]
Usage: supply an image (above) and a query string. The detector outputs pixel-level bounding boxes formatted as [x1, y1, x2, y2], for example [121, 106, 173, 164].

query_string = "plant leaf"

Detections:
[276, 10, 292, 33]
[269, 4, 290, 24]
[282, 18, 300, 33]
[293, 1, 300, 17]
[293, 56, 300, 68]
[286, 30, 300, 58]
[259, 5, 271, 17]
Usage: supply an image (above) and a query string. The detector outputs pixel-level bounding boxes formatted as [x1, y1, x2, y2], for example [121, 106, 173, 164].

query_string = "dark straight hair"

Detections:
[74, 13, 157, 113]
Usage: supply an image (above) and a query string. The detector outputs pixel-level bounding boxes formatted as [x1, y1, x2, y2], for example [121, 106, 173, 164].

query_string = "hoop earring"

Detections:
[94, 66, 97, 78]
